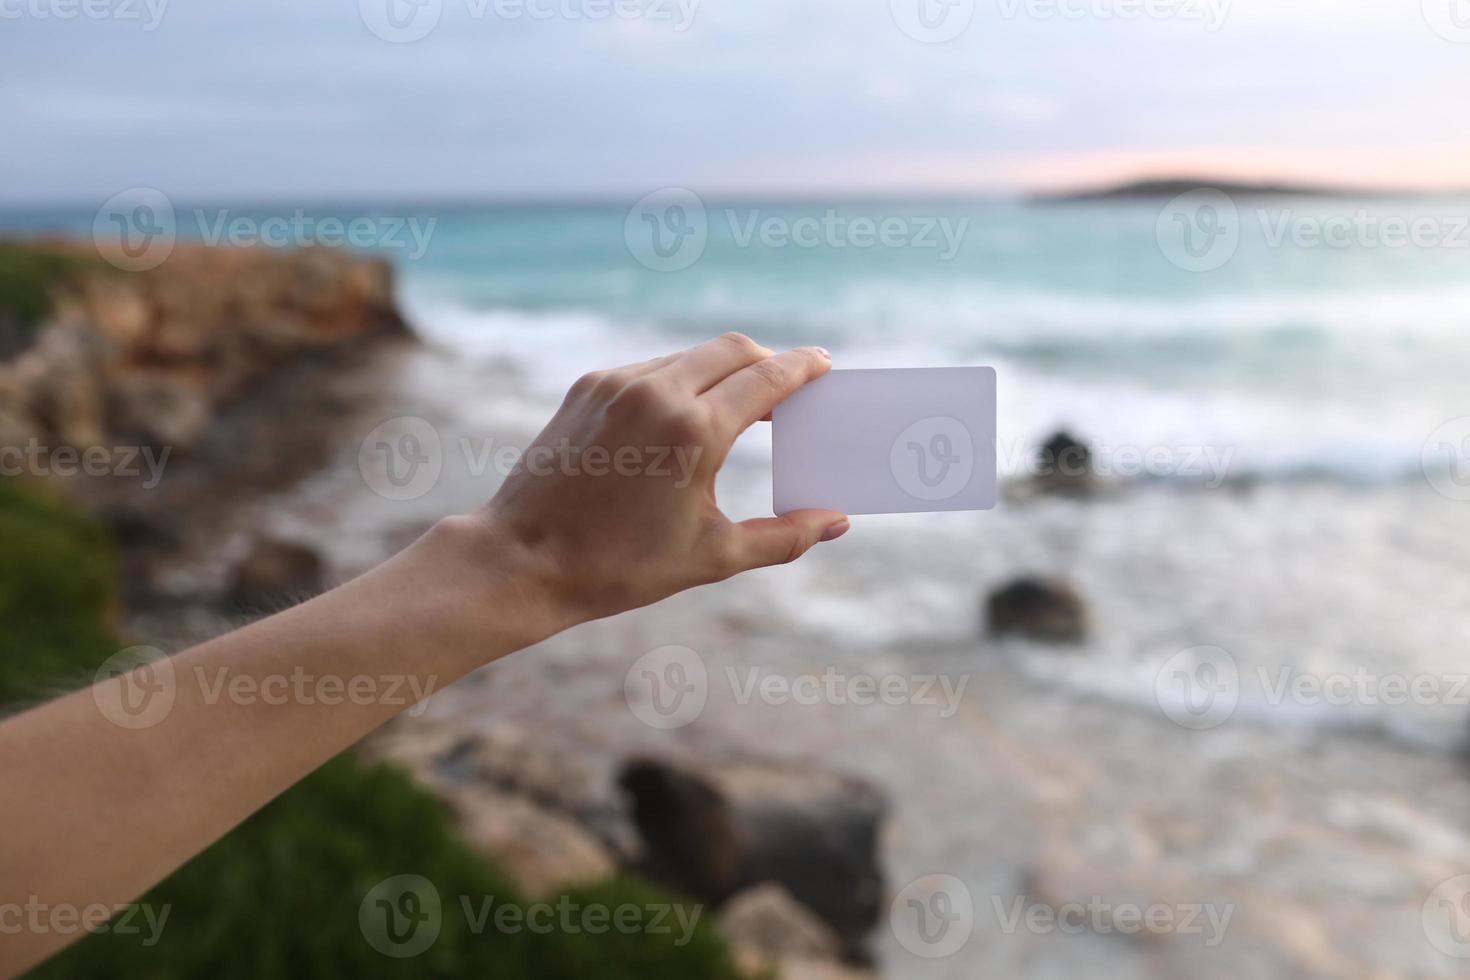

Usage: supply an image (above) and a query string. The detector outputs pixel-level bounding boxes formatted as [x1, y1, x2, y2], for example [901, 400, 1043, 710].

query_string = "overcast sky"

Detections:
[4, 0, 1469, 205]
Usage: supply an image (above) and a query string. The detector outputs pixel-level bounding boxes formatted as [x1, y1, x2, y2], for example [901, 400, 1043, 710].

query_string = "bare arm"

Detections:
[0, 334, 849, 977]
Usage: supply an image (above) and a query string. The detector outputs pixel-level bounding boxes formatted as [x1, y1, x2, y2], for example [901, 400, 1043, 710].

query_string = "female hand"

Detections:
[473, 332, 851, 626]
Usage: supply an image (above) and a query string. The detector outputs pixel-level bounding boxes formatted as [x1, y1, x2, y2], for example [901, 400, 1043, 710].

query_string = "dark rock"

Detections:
[226, 536, 325, 610]
[619, 755, 887, 961]
[99, 502, 182, 552]
[985, 576, 1089, 644]
[1033, 430, 1095, 495]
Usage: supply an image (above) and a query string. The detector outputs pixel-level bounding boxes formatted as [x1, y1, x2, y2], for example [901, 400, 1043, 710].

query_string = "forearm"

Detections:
[0, 515, 568, 977]
[0, 335, 846, 977]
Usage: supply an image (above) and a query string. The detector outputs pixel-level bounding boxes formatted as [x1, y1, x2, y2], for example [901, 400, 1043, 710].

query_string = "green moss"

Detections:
[0, 479, 117, 706]
[0, 242, 98, 332]
[0, 479, 742, 980]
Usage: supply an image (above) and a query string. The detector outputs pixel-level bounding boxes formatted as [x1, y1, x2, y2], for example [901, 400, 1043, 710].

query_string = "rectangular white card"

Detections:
[772, 367, 997, 516]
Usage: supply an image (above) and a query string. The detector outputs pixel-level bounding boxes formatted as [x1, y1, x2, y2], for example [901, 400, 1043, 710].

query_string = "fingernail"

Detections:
[820, 519, 850, 543]
[812, 346, 831, 360]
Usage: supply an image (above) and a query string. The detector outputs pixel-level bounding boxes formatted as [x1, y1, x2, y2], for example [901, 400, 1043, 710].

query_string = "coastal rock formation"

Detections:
[618, 755, 888, 960]
[364, 720, 627, 894]
[0, 241, 408, 459]
[985, 576, 1090, 644]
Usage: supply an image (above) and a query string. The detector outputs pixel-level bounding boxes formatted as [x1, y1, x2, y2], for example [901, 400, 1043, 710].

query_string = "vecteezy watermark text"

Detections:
[92, 189, 439, 272]
[995, 0, 1229, 29]
[358, 416, 704, 502]
[889, 0, 1228, 43]
[0, 898, 170, 947]
[1155, 645, 1470, 730]
[0, 0, 168, 29]
[624, 189, 971, 272]
[888, 874, 1234, 959]
[193, 209, 437, 259]
[623, 645, 971, 730]
[1158, 190, 1470, 272]
[0, 439, 170, 488]
[358, 0, 699, 44]
[1001, 435, 1236, 488]
[92, 646, 440, 731]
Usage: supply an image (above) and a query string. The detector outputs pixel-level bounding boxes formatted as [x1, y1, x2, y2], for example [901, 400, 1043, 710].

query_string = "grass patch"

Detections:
[0, 479, 117, 707]
[0, 242, 100, 332]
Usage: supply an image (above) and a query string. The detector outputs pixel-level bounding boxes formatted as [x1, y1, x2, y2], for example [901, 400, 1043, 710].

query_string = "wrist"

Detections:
[411, 513, 584, 660]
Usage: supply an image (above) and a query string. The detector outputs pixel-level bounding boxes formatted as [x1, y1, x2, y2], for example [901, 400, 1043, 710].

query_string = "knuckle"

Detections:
[571, 369, 611, 398]
[607, 377, 667, 415]
[718, 331, 760, 355]
[655, 402, 708, 442]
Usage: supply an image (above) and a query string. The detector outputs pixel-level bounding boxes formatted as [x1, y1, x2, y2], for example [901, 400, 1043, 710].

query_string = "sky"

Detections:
[3, 0, 1469, 205]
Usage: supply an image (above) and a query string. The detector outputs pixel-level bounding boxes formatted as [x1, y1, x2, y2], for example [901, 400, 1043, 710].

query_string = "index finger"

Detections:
[702, 346, 832, 435]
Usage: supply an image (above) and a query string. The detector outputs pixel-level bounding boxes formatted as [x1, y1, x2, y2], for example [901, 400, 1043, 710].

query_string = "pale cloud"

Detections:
[1, 0, 1466, 204]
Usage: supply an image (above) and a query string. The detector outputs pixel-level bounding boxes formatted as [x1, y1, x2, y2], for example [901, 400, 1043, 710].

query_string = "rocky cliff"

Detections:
[0, 241, 408, 453]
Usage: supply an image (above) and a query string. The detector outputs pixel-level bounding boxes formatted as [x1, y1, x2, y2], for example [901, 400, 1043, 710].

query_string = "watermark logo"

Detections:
[1423, 417, 1470, 501]
[358, 0, 442, 42]
[625, 188, 709, 272]
[92, 646, 176, 730]
[359, 416, 444, 502]
[93, 188, 176, 272]
[890, 874, 974, 958]
[1423, 874, 1470, 959]
[624, 645, 708, 730]
[1422, 0, 1470, 43]
[891, 0, 975, 42]
[360, 875, 442, 957]
[891, 416, 974, 502]
[1154, 645, 1238, 730]
[1155, 189, 1239, 272]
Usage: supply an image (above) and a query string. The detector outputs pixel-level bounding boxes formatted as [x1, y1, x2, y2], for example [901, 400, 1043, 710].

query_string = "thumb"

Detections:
[729, 510, 851, 571]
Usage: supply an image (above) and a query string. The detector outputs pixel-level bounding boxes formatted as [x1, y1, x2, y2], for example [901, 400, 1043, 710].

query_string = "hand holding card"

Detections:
[772, 367, 997, 516]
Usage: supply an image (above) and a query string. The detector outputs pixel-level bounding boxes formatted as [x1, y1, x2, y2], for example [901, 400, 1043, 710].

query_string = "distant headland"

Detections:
[1030, 177, 1424, 203]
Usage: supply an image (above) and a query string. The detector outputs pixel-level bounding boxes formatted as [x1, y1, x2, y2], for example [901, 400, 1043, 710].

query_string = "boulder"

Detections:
[226, 536, 325, 610]
[719, 883, 842, 964]
[618, 755, 887, 959]
[985, 576, 1089, 644]
[443, 783, 617, 898]
[1033, 429, 1095, 495]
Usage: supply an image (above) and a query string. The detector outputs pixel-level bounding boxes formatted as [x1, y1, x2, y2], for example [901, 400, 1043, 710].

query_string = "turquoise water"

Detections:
[387, 197, 1470, 483]
[8, 196, 1470, 479]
